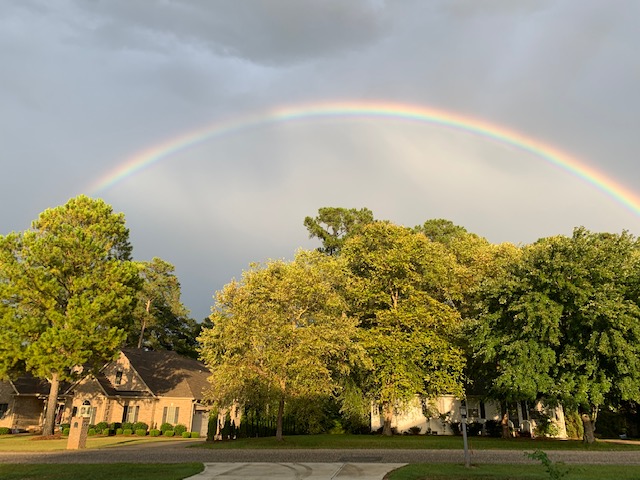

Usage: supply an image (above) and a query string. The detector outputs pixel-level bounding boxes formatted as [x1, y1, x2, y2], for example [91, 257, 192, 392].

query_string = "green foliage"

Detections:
[0, 195, 141, 434]
[525, 450, 568, 480]
[87, 428, 97, 436]
[173, 424, 187, 436]
[95, 422, 109, 432]
[62, 428, 70, 436]
[564, 408, 584, 440]
[127, 257, 199, 357]
[135, 429, 147, 436]
[115, 428, 124, 435]
[190, 431, 200, 438]
[102, 429, 110, 436]
[132, 422, 148, 432]
[0, 427, 10, 435]
[341, 223, 466, 434]
[163, 430, 175, 437]
[160, 422, 173, 432]
[472, 228, 640, 442]
[122, 429, 133, 436]
[304, 207, 375, 255]
[181, 431, 191, 438]
[199, 250, 362, 440]
[149, 429, 161, 437]
[121, 422, 134, 432]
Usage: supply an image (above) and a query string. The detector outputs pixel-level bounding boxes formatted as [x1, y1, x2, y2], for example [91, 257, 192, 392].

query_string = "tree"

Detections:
[198, 250, 361, 440]
[472, 228, 640, 443]
[304, 207, 375, 255]
[341, 223, 466, 435]
[0, 195, 140, 435]
[127, 257, 199, 357]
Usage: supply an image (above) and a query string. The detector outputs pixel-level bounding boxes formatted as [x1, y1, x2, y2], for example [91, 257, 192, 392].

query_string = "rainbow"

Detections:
[88, 101, 640, 216]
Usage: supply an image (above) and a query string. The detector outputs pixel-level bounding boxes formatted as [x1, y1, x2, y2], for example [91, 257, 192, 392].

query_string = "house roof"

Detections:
[120, 348, 210, 400]
[11, 374, 70, 396]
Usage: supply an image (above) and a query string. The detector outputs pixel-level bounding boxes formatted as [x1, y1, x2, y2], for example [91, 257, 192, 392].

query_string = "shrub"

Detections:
[484, 420, 503, 437]
[62, 428, 70, 436]
[87, 428, 97, 436]
[408, 426, 421, 435]
[102, 428, 111, 436]
[95, 421, 109, 432]
[0, 427, 11, 435]
[149, 429, 161, 437]
[174, 424, 187, 436]
[109, 422, 121, 431]
[121, 422, 134, 432]
[116, 428, 124, 435]
[133, 422, 148, 432]
[123, 429, 133, 436]
[190, 432, 200, 438]
[163, 430, 175, 437]
[160, 422, 174, 433]
[59, 423, 70, 432]
[135, 429, 147, 436]
[468, 422, 484, 436]
[182, 431, 191, 438]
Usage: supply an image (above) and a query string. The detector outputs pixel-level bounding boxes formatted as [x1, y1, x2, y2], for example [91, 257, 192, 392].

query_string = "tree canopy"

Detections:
[198, 250, 362, 440]
[0, 195, 141, 435]
[471, 227, 640, 442]
[303, 207, 375, 255]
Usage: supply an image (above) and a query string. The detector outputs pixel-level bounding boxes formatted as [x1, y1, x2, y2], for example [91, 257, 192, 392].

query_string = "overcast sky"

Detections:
[2, 0, 639, 320]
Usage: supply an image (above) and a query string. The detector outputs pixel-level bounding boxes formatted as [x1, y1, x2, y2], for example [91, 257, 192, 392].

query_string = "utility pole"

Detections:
[460, 399, 470, 468]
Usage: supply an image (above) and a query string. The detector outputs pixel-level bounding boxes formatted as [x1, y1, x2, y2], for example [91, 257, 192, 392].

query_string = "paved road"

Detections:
[1, 440, 640, 465]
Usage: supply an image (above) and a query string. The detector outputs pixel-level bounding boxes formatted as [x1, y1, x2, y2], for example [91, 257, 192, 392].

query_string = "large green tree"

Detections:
[304, 207, 375, 255]
[342, 223, 466, 435]
[472, 228, 640, 443]
[0, 196, 141, 435]
[198, 250, 362, 440]
[128, 257, 199, 357]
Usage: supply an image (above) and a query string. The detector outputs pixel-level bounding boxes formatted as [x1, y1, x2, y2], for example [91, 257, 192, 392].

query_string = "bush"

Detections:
[191, 432, 200, 438]
[59, 423, 70, 432]
[62, 428, 70, 436]
[408, 426, 421, 435]
[160, 422, 174, 433]
[174, 424, 187, 436]
[116, 428, 124, 435]
[0, 427, 11, 435]
[123, 429, 133, 436]
[95, 421, 109, 432]
[135, 429, 147, 436]
[121, 422, 134, 432]
[163, 430, 175, 437]
[109, 422, 121, 431]
[149, 429, 161, 437]
[564, 409, 584, 440]
[484, 420, 503, 437]
[182, 431, 191, 438]
[133, 422, 148, 432]
[87, 428, 97, 436]
[102, 428, 111, 436]
[468, 422, 484, 436]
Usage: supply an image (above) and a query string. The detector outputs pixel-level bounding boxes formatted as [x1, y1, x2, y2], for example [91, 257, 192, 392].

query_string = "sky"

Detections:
[2, 0, 639, 320]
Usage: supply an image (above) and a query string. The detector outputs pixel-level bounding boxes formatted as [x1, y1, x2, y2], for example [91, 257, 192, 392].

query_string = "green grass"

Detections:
[0, 463, 203, 480]
[0, 433, 198, 452]
[193, 434, 640, 451]
[387, 463, 640, 480]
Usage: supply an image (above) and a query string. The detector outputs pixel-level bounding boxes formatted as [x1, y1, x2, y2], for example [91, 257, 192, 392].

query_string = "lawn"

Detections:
[193, 433, 640, 451]
[387, 463, 640, 480]
[0, 463, 203, 480]
[0, 433, 199, 452]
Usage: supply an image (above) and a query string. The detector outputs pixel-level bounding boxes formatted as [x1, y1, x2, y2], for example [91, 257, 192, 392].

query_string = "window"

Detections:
[162, 406, 180, 425]
[115, 370, 123, 386]
[0, 403, 8, 419]
[122, 405, 139, 423]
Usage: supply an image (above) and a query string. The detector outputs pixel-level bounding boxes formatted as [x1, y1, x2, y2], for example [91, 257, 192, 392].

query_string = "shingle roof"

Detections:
[121, 348, 210, 400]
[11, 374, 70, 396]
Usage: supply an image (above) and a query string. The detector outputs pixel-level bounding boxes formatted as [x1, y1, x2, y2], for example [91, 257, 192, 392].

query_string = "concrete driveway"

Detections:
[186, 462, 406, 480]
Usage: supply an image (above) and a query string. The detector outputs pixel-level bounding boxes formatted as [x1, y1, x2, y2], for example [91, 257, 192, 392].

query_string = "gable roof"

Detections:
[120, 348, 210, 400]
[10, 374, 70, 396]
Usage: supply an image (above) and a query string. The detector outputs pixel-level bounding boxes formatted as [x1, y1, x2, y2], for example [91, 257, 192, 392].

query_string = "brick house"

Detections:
[0, 349, 212, 435]
[63, 349, 211, 434]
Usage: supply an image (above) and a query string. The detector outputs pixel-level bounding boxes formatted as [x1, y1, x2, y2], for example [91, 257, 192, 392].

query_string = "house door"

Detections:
[192, 411, 207, 436]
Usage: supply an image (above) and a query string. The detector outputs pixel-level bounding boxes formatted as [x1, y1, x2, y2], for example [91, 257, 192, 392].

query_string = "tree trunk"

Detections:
[42, 372, 61, 436]
[581, 410, 597, 444]
[382, 402, 394, 436]
[501, 404, 511, 439]
[275, 396, 285, 441]
[137, 299, 151, 348]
